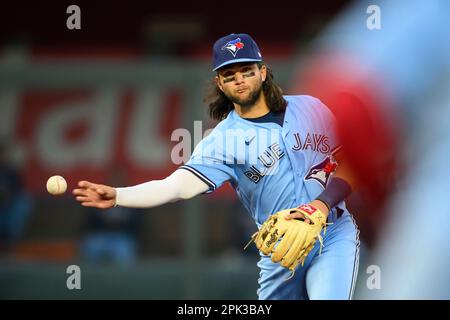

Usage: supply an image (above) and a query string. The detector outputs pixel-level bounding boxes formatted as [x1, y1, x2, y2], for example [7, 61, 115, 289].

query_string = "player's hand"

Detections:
[284, 200, 330, 223]
[72, 180, 116, 209]
[246, 203, 329, 276]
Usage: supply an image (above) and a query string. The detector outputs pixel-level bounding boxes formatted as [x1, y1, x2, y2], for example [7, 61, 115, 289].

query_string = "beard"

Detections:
[225, 82, 263, 107]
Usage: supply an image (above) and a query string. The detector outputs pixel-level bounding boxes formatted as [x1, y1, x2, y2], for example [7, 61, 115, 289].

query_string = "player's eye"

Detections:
[221, 70, 233, 77]
[223, 76, 236, 83]
[243, 71, 256, 78]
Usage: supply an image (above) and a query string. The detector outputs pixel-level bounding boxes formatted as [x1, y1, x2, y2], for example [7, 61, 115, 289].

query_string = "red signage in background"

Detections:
[14, 87, 182, 193]
[11, 86, 236, 198]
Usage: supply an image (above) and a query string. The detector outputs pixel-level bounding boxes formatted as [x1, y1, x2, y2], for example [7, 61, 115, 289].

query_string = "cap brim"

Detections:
[213, 58, 262, 71]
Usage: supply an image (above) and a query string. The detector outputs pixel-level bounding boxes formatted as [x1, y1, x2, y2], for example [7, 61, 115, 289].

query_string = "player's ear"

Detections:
[215, 76, 224, 92]
[260, 64, 267, 82]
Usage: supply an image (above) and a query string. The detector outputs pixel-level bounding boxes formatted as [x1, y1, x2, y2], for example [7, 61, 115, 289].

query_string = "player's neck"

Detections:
[234, 95, 270, 119]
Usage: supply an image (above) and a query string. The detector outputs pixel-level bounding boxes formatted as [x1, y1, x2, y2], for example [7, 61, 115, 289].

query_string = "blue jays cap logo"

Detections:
[222, 38, 245, 57]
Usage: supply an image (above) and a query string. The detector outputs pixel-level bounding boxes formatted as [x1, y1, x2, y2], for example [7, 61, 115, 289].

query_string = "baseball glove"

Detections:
[244, 204, 328, 279]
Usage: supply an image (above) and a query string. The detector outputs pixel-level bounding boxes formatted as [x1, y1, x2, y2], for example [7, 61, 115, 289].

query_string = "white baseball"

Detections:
[46, 175, 67, 195]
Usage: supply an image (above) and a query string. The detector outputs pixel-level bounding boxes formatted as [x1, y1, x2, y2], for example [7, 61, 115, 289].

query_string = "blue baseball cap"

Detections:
[212, 33, 263, 71]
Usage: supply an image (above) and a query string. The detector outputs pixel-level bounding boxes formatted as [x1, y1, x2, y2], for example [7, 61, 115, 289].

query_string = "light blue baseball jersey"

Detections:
[179, 95, 359, 299]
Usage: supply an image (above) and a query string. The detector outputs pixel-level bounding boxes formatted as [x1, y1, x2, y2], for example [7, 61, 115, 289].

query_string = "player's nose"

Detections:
[234, 72, 245, 84]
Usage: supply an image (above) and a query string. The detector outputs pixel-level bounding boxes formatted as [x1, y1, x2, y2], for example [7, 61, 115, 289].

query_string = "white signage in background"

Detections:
[35, 89, 120, 169]
[0, 89, 26, 167]
[127, 88, 170, 167]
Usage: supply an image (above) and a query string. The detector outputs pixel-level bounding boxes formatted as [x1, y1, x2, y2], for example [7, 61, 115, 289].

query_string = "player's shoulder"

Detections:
[208, 111, 241, 133]
[197, 112, 238, 144]
[191, 114, 238, 158]
[284, 94, 323, 108]
[284, 94, 331, 116]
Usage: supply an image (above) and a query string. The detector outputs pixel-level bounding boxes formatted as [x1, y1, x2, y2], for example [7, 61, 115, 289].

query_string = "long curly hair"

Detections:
[204, 63, 287, 121]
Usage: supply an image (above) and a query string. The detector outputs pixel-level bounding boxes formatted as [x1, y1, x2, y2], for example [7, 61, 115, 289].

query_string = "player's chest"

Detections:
[235, 129, 332, 185]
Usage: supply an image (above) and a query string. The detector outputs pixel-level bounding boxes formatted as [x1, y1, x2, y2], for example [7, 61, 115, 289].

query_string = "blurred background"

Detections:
[1, 0, 449, 299]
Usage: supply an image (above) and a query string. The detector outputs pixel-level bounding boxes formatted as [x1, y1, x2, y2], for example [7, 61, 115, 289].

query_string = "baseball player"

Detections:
[73, 33, 360, 300]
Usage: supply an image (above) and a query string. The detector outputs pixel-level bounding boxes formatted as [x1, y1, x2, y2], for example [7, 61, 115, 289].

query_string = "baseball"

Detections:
[46, 175, 67, 195]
